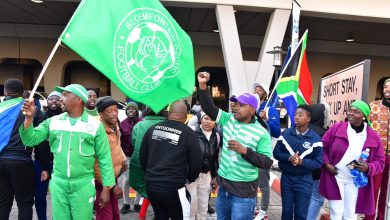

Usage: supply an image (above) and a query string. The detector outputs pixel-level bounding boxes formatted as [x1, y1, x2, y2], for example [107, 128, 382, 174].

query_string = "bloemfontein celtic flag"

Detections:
[60, 0, 195, 112]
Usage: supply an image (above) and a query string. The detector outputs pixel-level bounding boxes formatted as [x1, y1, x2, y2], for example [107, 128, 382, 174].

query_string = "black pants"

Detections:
[0, 159, 35, 220]
[147, 187, 191, 220]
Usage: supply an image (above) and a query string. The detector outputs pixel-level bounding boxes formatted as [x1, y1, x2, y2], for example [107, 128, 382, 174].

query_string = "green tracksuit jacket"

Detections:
[19, 111, 115, 219]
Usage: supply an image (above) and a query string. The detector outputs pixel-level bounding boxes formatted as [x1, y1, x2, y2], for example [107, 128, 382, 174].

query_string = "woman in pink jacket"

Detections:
[319, 100, 385, 219]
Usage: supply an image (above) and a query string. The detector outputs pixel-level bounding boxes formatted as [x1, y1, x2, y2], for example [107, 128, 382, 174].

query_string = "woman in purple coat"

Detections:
[319, 100, 385, 219]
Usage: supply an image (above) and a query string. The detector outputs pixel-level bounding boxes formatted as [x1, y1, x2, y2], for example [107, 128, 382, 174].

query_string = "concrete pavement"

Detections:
[9, 169, 335, 220]
[9, 190, 282, 220]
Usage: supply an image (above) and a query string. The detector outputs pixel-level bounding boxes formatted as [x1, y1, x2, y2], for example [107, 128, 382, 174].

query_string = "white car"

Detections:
[118, 101, 127, 122]
[29, 91, 48, 111]
[0, 91, 47, 111]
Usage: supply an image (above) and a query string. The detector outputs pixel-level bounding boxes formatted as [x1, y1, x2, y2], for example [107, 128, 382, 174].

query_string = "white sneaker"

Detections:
[254, 210, 268, 220]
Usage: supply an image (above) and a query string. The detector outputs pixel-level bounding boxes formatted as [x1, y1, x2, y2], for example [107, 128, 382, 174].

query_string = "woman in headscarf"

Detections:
[319, 100, 385, 219]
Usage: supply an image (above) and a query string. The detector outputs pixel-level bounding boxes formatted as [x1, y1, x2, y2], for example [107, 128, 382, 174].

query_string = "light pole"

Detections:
[266, 46, 288, 127]
[266, 46, 284, 67]
[266, 46, 287, 91]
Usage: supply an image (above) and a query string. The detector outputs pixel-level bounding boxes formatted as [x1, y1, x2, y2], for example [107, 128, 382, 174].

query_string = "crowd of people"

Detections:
[0, 75, 389, 220]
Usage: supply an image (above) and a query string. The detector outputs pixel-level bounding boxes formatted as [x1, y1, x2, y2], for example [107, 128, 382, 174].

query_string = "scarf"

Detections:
[351, 100, 371, 127]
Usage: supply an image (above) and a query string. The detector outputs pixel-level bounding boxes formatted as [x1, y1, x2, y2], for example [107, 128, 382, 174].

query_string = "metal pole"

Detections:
[28, 38, 62, 100]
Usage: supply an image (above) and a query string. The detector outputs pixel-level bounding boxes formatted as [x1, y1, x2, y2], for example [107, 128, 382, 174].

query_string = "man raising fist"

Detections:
[197, 72, 273, 220]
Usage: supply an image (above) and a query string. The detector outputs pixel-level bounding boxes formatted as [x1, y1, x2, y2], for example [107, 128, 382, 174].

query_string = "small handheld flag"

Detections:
[0, 98, 24, 153]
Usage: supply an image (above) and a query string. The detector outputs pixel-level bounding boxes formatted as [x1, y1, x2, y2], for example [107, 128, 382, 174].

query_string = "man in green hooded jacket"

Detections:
[130, 108, 165, 198]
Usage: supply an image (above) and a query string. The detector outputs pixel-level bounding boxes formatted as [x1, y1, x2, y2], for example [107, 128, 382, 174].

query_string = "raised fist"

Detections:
[197, 72, 210, 84]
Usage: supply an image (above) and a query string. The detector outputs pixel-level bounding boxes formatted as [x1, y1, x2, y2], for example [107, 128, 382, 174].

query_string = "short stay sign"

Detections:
[319, 60, 371, 126]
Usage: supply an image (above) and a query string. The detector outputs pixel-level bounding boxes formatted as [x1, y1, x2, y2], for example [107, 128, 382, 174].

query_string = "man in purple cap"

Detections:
[197, 72, 273, 220]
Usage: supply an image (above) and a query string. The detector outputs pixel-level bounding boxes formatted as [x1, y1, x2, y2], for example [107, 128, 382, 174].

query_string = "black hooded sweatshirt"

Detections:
[309, 104, 327, 180]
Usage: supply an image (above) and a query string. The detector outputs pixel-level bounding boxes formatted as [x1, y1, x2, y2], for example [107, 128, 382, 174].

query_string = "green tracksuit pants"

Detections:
[50, 175, 96, 220]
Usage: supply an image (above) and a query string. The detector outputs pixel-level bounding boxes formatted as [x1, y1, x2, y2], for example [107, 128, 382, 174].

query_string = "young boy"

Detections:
[273, 105, 323, 220]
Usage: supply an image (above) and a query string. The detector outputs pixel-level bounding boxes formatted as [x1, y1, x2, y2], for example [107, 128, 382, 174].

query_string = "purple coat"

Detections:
[120, 117, 142, 157]
[319, 122, 385, 215]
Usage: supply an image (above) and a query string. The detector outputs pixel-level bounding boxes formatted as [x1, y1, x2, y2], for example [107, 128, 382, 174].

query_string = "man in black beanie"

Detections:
[94, 96, 127, 220]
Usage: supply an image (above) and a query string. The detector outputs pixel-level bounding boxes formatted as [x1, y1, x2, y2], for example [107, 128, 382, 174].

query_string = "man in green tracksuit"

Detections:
[19, 84, 115, 220]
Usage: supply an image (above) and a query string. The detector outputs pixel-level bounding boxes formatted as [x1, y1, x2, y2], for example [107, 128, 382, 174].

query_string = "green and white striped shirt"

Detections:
[217, 109, 272, 182]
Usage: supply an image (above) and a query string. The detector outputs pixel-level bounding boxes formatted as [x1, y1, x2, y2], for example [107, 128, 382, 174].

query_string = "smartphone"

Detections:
[346, 160, 360, 170]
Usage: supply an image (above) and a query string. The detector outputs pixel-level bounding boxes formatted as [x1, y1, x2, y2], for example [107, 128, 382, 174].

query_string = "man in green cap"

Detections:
[19, 84, 115, 220]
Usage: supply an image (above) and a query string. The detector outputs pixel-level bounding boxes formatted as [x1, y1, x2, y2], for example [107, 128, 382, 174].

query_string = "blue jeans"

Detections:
[33, 160, 52, 220]
[215, 187, 256, 220]
[306, 180, 324, 220]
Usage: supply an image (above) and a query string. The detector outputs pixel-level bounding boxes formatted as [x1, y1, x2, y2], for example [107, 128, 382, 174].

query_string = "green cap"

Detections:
[351, 100, 371, 127]
[54, 84, 88, 103]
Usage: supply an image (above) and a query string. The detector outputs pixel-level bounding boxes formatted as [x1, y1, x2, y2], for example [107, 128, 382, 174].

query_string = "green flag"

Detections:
[60, 0, 195, 112]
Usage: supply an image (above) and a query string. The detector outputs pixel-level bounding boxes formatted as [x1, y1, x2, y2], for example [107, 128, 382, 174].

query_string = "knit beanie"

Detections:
[125, 102, 138, 111]
[95, 96, 118, 113]
[47, 91, 61, 101]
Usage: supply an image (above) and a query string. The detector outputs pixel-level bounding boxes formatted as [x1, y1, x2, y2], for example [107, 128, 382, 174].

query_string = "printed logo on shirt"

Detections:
[152, 126, 181, 145]
[154, 126, 182, 135]
[241, 135, 253, 145]
[303, 141, 311, 149]
[85, 124, 95, 132]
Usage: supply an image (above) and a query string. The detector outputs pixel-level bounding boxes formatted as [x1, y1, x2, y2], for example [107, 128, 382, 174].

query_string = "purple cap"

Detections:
[229, 93, 258, 110]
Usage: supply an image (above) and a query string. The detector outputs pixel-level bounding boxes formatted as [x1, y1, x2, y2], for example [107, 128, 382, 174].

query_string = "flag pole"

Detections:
[264, 66, 287, 108]
[264, 29, 308, 108]
[30, 0, 85, 101]
[28, 38, 62, 100]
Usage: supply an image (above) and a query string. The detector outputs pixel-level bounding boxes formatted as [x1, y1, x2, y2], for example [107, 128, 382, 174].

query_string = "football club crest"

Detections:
[114, 8, 181, 94]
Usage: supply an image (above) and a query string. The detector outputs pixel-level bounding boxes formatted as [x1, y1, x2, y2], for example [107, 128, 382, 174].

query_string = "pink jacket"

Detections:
[319, 122, 385, 215]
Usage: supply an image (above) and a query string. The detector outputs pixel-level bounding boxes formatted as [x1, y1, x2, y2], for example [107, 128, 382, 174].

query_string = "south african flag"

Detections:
[276, 30, 312, 123]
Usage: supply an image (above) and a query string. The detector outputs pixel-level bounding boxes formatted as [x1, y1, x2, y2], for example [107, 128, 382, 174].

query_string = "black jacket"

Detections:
[34, 109, 62, 171]
[309, 103, 328, 180]
[0, 97, 44, 161]
[194, 125, 219, 178]
[140, 120, 203, 192]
